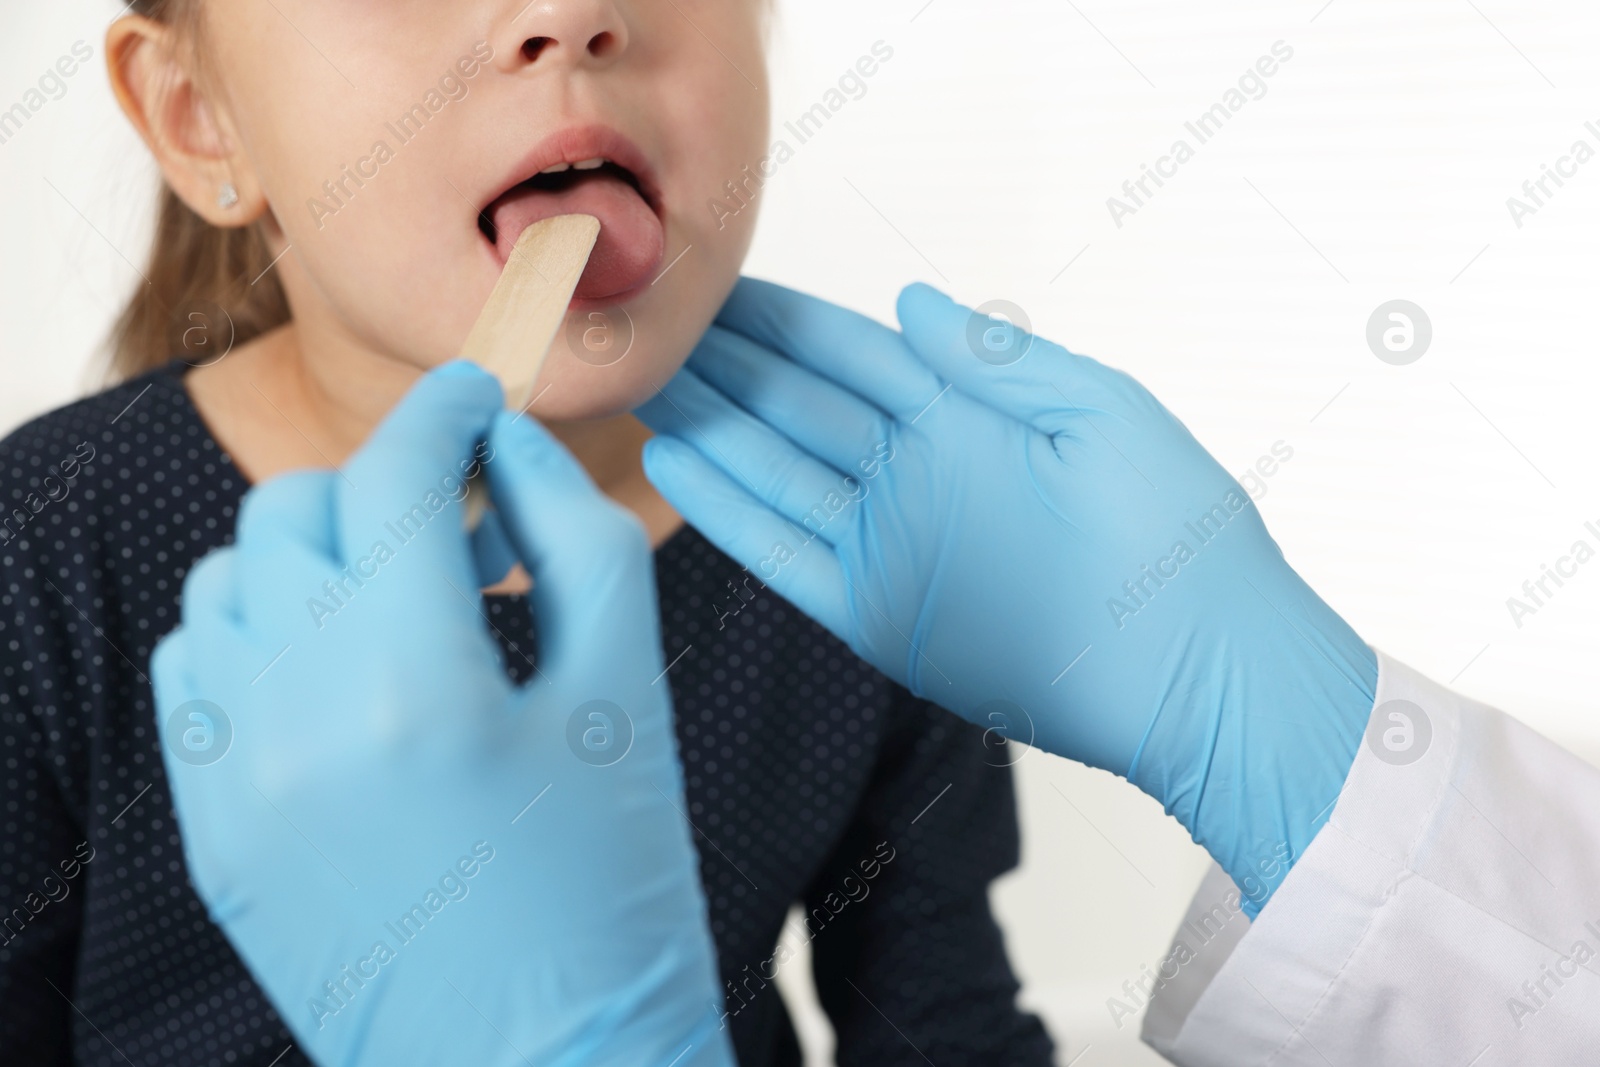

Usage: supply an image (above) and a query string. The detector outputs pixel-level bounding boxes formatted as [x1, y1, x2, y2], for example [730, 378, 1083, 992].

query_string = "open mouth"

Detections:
[479, 133, 665, 302]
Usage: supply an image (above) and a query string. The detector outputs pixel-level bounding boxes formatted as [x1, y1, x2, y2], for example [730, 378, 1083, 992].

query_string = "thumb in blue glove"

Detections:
[638, 279, 1378, 916]
[153, 361, 733, 1066]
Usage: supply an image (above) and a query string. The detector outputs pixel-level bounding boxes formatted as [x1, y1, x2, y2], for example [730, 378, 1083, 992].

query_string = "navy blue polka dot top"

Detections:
[0, 359, 1053, 1066]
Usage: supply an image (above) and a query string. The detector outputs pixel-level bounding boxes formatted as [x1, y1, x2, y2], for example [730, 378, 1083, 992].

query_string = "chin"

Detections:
[529, 343, 689, 424]
[529, 265, 739, 424]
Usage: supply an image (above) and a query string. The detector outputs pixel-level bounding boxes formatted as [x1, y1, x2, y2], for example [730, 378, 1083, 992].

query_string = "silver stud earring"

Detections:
[217, 183, 239, 210]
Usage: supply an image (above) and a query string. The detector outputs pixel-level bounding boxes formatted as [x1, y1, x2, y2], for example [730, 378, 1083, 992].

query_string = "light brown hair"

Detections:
[108, 0, 290, 382]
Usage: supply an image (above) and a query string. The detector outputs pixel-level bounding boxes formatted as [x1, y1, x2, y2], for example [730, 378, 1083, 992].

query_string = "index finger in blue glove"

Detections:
[232, 470, 341, 640]
[174, 546, 241, 634]
[235, 469, 339, 561]
[895, 283, 1149, 436]
[335, 361, 502, 596]
[485, 410, 662, 681]
[684, 326, 894, 478]
[642, 434, 852, 640]
[716, 277, 945, 424]
[637, 368, 863, 549]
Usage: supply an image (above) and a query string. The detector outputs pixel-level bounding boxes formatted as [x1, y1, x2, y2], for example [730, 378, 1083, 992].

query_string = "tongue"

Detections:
[489, 174, 663, 301]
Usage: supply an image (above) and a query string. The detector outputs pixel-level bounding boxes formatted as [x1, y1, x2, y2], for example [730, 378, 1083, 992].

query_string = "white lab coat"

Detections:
[1142, 651, 1600, 1066]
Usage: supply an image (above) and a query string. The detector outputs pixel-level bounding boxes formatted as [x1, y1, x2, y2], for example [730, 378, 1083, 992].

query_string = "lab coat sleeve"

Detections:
[1141, 650, 1600, 1066]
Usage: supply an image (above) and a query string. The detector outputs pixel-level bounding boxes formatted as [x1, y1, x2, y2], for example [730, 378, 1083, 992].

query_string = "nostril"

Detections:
[587, 30, 618, 58]
[522, 36, 553, 62]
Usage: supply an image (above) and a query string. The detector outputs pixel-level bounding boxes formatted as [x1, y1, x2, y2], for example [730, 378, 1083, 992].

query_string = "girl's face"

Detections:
[202, 0, 769, 419]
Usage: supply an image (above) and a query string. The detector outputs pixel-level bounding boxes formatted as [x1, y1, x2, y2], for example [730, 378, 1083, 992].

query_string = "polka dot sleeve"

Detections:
[802, 692, 1055, 1065]
[0, 554, 91, 1062]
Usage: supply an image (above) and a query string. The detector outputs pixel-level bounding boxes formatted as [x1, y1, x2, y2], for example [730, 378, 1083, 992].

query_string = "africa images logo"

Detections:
[1364, 699, 1432, 766]
[164, 700, 234, 767]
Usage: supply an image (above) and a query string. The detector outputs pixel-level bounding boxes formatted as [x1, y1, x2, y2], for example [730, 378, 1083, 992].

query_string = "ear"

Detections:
[105, 16, 267, 228]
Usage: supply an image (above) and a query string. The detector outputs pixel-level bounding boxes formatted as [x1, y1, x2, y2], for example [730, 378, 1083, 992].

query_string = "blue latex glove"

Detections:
[637, 280, 1378, 914]
[152, 363, 733, 1067]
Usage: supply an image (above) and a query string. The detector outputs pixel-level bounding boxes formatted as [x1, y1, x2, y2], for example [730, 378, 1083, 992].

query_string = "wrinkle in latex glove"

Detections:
[638, 279, 1378, 916]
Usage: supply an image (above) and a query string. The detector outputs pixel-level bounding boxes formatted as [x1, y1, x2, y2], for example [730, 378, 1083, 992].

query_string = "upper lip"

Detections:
[479, 123, 664, 223]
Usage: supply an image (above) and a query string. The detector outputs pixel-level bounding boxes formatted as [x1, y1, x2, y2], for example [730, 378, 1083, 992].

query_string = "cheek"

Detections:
[265, 144, 494, 374]
[656, 5, 771, 235]
[217, 11, 497, 366]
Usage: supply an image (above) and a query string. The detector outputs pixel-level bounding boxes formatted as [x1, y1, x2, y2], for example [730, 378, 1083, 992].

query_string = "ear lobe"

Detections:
[105, 16, 267, 228]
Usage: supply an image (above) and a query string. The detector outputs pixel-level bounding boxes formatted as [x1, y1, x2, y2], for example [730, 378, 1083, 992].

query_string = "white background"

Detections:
[4, 2, 1599, 1064]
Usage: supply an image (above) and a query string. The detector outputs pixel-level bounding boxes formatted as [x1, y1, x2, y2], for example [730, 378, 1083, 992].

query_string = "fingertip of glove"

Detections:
[489, 409, 555, 457]
[897, 285, 979, 367]
[427, 360, 505, 409]
[147, 628, 183, 696]
[633, 393, 669, 435]
[720, 274, 784, 318]
[684, 324, 737, 368]
[642, 442, 704, 523]
[177, 549, 238, 635]
[433, 358, 493, 382]
[641, 435, 696, 487]
[896, 281, 958, 323]
[634, 375, 695, 434]
[490, 411, 595, 490]
[237, 468, 332, 535]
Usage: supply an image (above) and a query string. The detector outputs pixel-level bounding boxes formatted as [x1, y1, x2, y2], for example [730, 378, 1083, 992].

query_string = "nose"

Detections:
[491, 0, 629, 73]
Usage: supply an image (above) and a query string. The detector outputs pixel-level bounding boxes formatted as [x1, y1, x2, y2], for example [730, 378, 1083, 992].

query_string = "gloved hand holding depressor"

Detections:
[152, 362, 733, 1067]
[637, 279, 1379, 915]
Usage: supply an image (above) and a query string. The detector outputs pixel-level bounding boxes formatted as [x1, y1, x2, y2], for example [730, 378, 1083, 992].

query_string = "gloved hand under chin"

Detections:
[637, 279, 1378, 916]
[152, 363, 733, 1067]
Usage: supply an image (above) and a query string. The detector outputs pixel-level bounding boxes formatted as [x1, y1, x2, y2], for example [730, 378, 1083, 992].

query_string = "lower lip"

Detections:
[567, 286, 651, 313]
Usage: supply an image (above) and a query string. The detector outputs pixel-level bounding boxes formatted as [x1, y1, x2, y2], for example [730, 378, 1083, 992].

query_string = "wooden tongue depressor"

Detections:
[459, 213, 601, 530]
